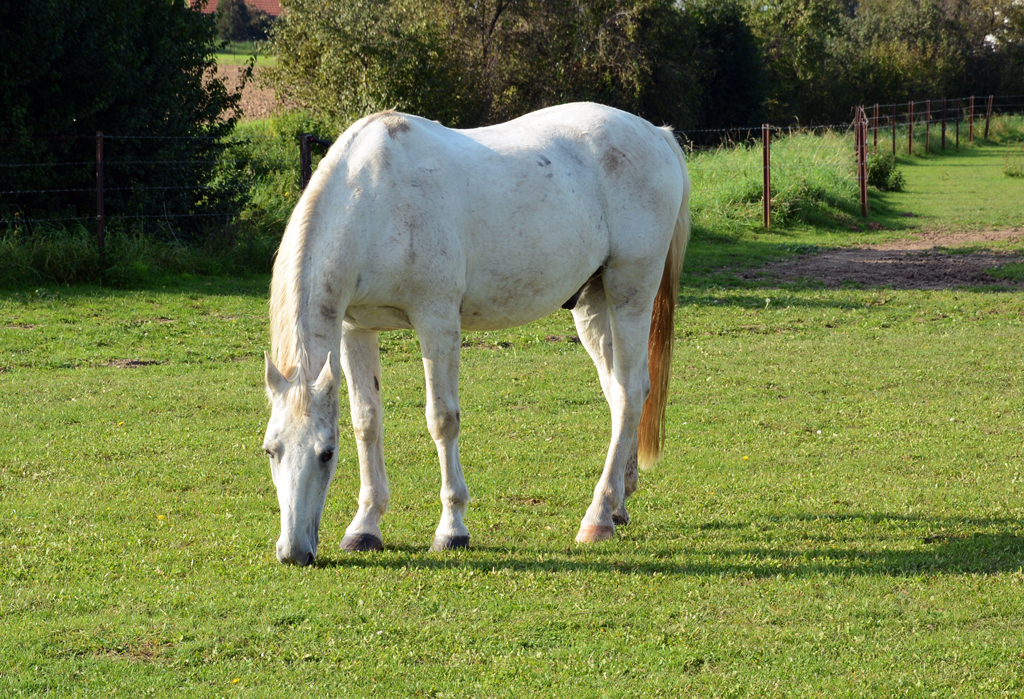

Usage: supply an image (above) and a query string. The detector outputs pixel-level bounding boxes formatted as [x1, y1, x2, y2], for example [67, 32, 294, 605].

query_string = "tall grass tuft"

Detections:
[687, 129, 859, 235]
[1004, 142, 1024, 178]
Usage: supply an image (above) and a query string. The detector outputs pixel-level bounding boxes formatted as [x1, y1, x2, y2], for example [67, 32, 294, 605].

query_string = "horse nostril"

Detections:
[304, 551, 315, 566]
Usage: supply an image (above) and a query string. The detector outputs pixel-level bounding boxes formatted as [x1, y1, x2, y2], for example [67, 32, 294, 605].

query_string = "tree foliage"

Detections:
[747, 0, 1024, 125]
[267, 0, 1023, 134]
[0, 0, 247, 242]
[266, 0, 745, 132]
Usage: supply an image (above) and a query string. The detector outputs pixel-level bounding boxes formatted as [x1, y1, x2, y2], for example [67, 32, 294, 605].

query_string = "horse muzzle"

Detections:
[276, 531, 318, 566]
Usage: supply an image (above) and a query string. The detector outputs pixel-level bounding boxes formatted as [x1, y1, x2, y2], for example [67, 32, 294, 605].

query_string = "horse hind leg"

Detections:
[617, 448, 639, 527]
[571, 277, 643, 539]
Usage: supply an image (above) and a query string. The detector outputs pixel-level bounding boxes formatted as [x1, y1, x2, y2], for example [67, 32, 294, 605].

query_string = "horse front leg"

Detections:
[414, 315, 470, 551]
[339, 326, 389, 552]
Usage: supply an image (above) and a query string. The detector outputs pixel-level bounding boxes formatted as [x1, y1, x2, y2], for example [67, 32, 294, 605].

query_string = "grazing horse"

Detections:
[263, 102, 690, 565]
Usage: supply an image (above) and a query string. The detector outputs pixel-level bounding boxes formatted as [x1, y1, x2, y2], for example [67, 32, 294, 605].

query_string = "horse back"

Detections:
[327, 104, 685, 331]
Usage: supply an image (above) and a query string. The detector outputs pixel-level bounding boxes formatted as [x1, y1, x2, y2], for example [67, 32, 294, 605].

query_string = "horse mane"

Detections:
[268, 162, 332, 411]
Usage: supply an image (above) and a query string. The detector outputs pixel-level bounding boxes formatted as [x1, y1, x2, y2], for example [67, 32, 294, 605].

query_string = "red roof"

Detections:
[193, 0, 283, 16]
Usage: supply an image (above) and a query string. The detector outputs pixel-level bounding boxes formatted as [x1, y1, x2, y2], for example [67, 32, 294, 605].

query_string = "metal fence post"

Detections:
[96, 131, 105, 284]
[762, 123, 771, 229]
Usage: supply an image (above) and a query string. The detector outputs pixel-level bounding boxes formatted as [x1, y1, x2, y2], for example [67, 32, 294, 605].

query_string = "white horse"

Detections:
[263, 102, 690, 565]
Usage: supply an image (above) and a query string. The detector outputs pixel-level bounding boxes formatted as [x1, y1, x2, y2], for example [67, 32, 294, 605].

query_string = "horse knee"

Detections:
[351, 403, 381, 443]
[426, 401, 460, 443]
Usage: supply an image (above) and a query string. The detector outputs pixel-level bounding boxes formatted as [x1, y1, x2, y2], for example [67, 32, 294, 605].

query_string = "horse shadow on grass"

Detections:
[314, 511, 1024, 579]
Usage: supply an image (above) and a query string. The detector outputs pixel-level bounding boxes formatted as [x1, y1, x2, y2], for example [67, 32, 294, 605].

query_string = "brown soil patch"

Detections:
[741, 229, 1024, 290]
[217, 65, 295, 121]
[103, 359, 164, 369]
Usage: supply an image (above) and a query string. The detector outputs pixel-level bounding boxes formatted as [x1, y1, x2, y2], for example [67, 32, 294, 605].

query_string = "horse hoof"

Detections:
[612, 507, 631, 527]
[429, 535, 470, 552]
[340, 534, 384, 552]
[575, 523, 615, 543]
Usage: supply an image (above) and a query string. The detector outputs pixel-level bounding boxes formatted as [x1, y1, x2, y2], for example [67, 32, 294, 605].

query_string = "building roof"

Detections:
[193, 0, 283, 16]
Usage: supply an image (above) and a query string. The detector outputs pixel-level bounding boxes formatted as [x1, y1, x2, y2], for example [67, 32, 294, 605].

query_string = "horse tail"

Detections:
[638, 128, 690, 470]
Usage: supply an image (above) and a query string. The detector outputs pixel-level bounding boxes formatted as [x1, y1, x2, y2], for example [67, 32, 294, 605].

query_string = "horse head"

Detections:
[262, 351, 340, 565]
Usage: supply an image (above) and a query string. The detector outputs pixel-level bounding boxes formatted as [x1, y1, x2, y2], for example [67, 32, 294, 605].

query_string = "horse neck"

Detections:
[271, 183, 353, 381]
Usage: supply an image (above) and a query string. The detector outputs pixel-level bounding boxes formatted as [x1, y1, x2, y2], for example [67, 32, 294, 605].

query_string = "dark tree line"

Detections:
[216, 0, 275, 43]
[0, 0, 247, 242]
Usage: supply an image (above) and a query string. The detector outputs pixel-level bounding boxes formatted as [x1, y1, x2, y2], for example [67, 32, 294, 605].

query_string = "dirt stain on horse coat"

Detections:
[377, 112, 411, 138]
[601, 146, 628, 174]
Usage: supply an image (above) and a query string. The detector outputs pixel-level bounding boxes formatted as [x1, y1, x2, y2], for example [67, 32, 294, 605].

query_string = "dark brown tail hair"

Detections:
[637, 129, 690, 469]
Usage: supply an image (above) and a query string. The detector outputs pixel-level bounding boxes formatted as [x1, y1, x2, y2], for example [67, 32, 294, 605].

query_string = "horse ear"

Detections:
[313, 351, 337, 394]
[265, 352, 290, 396]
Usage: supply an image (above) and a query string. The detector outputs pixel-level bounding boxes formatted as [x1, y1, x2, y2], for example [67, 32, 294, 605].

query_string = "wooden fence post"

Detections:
[873, 103, 879, 151]
[300, 134, 312, 190]
[908, 101, 914, 155]
[941, 97, 947, 150]
[95, 131, 105, 284]
[925, 99, 931, 154]
[969, 95, 975, 142]
[857, 108, 868, 218]
[984, 94, 994, 139]
[892, 103, 897, 156]
[956, 97, 960, 148]
[762, 123, 771, 229]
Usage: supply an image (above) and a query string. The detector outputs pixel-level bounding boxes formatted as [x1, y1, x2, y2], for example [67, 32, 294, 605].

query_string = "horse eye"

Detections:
[319, 450, 334, 464]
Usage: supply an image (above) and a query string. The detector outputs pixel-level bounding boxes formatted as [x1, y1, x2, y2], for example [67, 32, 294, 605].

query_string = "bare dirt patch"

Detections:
[218, 65, 294, 121]
[102, 359, 164, 369]
[741, 228, 1024, 290]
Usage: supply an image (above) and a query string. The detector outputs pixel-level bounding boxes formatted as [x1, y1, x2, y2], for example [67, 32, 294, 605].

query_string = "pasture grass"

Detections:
[4, 284, 1024, 694]
[4, 123, 1024, 697]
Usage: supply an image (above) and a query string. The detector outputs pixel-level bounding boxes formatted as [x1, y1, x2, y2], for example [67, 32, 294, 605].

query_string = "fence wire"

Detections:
[2, 95, 1022, 235]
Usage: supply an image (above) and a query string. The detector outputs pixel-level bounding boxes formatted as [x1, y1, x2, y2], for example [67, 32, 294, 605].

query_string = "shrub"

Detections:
[867, 152, 906, 191]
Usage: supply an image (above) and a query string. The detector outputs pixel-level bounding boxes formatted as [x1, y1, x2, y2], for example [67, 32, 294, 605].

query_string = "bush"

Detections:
[867, 152, 906, 191]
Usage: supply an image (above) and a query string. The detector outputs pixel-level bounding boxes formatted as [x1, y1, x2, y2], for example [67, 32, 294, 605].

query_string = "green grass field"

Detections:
[3, 133, 1024, 696]
[216, 41, 276, 66]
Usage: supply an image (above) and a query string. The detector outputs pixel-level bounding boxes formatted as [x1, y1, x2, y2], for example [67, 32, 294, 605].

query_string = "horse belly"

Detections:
[459, 238, 602, 331]
[457, 175, 608, 330]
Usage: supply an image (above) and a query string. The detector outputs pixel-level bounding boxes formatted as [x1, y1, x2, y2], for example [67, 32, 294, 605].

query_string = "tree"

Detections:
[0, 0, 247, 243]
[265, 0, 704, 131]
[217, 0, 274, 43]
[745, 0, 853, 125]
[680, 0, 765, 132]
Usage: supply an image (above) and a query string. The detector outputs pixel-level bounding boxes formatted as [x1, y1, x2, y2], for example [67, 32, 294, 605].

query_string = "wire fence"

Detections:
[3, 94, 1023, 275]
